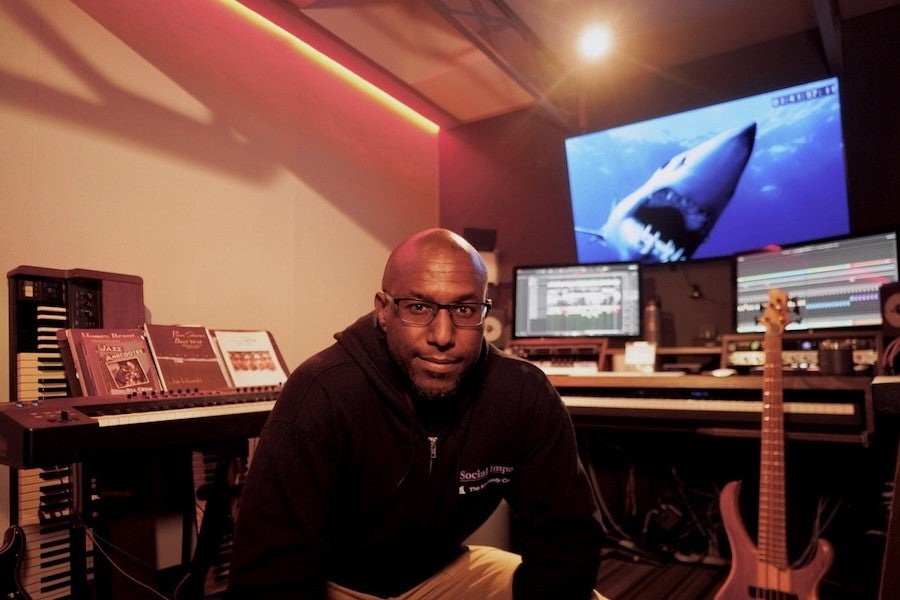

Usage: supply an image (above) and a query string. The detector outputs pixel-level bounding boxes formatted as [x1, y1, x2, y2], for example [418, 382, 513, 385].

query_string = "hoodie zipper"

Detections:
[427, 436, 438, 475]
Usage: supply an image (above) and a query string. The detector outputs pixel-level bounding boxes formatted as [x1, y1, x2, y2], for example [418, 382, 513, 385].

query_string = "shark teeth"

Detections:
[617, 187, 716, 262]
[640, 187, 712, 232]
[618, 218, 685, 262]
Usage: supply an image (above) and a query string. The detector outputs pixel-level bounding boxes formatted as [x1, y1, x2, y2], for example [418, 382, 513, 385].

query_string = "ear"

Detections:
[374, 292, 389, 328]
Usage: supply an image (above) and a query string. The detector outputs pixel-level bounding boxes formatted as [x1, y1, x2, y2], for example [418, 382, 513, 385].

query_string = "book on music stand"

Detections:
[144, 323, 231, 391]
[58, 328, 162, 396]
[209, 329, 290, 388]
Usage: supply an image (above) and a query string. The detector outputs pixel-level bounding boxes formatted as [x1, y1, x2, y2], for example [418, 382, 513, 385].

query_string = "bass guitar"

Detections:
[0, 525, 30, 600]
[715, 288, 833, 599]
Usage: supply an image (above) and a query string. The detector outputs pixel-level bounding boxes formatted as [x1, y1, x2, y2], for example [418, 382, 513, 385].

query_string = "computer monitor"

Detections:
[734, 230, 899, 333]
[513, 262, 642, 339]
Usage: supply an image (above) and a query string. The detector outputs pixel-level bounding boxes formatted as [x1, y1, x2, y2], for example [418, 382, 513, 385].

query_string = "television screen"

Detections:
[513, 262, 642, 338]
[566, 76, 851, 264]
[734, 230, 899, 333]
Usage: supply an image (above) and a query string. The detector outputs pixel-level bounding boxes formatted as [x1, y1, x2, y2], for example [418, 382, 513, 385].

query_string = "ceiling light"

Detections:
[578, 25, 612, 61]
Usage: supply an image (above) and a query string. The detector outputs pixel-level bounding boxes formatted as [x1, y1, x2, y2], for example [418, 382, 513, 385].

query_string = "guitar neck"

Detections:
[759, 329, 788, 568]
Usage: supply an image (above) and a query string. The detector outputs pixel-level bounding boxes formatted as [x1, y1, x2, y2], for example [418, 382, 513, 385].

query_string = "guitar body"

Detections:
[0, 525, 31, 600]
[716, 481, 833, 600]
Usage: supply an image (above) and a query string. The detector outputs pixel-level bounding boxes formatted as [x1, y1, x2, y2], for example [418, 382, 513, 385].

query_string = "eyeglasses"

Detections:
[383, 293, 492, 328]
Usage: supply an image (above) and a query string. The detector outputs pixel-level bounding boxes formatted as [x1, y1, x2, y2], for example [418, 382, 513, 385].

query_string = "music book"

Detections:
[58, 328, 162, 396]
[209, 329, 290, 388]
[144, 324, 231, 391]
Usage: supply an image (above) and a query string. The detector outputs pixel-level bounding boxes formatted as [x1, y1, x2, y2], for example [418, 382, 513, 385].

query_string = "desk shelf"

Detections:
[603, 345, 723, 372]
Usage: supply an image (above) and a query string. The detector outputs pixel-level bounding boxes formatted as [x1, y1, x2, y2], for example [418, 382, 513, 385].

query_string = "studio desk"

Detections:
[550, 372, 900, 600]
[549, 372, 874, 445]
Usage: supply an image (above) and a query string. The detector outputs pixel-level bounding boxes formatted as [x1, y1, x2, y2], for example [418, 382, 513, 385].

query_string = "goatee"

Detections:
[412, 381, 462, 427]
[412, 381, 460, 405]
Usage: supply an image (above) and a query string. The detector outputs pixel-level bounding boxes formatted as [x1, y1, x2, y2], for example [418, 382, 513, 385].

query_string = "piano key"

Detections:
[93, 399, 275, 427]
[561, 395, 855, 415]
[17, 352, 63, 365]
[36, 314, 67, 321]
[16, 366, 67, 376]
[18, 382, 69, 393]
[35, 305, 67, 314]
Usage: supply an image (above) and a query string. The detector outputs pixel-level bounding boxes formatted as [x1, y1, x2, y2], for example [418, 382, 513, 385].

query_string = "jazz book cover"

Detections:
[59, 328, 162, 396]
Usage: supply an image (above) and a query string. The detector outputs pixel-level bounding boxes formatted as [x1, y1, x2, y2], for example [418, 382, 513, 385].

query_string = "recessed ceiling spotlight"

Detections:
[578, 24, 612, 60]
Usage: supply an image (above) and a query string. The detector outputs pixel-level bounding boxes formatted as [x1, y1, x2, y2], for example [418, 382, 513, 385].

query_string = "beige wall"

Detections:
[0, 0, 439, 391]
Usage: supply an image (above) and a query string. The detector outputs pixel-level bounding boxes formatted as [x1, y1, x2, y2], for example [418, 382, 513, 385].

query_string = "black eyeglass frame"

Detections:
[382, 292, 492, 328]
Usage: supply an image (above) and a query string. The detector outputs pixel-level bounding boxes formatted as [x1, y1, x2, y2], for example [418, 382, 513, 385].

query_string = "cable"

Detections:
[677, 262, 729, 307]
[793, 495, 842, 569]
[883, 336, 900, 374]
[670, 467, 721, 561]
[51, 467, 177, 600]
[85, 525, 173, 600]
[585, 455, 634, 542]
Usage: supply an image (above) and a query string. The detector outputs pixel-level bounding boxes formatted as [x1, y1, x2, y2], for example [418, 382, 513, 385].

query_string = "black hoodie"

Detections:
[227, 312, 605, 599]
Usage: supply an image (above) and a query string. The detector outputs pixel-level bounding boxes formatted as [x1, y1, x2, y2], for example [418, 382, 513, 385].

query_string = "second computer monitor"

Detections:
[513, 262, 642, 339]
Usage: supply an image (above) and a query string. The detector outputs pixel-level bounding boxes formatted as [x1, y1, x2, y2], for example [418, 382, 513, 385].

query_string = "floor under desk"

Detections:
[596, 556, 726, 600]
[595, 553, 883, 600]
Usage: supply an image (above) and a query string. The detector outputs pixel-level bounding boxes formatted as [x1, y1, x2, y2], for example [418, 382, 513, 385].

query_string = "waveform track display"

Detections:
[513, 262, 642, 338]
[545, 311, 622, 332]
[736, 291, 885, 331]
[804, 299, 851, 310]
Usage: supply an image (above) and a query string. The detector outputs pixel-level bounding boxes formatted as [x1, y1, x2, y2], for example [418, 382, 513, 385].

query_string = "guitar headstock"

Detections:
[758, 288, 796, 336]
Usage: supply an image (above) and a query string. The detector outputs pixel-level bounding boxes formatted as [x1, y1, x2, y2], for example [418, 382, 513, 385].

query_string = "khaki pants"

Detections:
[326, 545, 608, 600]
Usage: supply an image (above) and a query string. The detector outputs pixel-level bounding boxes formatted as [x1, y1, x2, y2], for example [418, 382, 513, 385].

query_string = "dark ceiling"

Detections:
[278, 0, 899, 129]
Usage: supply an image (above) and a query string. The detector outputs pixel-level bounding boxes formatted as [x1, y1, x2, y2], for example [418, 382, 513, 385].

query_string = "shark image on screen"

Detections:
[566, 77, 851, 264]
[575, 123, 756, 263]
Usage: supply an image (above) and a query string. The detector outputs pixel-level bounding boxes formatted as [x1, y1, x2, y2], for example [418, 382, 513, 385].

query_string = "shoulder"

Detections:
[484, 346, 554, 388]
[473, 350, 575, 448]
[481, 347, 562, 413]
[272, 342, 369, 420]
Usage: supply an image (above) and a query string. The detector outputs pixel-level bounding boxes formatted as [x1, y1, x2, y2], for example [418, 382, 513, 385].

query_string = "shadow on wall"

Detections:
[2, 0, 437, 247]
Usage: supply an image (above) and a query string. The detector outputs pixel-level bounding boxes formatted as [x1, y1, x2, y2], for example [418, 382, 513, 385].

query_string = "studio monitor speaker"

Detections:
[881, 282, 900, 338]
[483, 308, 510, 350]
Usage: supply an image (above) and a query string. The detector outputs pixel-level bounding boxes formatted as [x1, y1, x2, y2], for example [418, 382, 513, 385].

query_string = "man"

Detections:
[227, 228, 607, 599]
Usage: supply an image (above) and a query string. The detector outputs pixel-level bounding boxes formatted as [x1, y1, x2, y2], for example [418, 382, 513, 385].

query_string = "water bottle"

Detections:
[643, 298, 661, 344]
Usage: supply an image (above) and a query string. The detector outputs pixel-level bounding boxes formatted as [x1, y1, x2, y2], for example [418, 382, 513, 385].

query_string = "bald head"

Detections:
[381, 228, 488, 294]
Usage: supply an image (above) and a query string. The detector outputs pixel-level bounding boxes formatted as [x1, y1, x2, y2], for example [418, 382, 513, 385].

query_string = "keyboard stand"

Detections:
[178, 440, 248, 600]
[69, 462, 91, 599]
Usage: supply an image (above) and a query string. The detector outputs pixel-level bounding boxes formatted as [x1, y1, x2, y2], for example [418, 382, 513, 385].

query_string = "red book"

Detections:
[144, 324, 231, 391]
[59, 328, 162, 396]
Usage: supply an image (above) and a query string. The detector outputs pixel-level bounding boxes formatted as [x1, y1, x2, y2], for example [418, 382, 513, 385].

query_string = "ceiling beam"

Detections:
[813, 0, 844, 76]
[425, 0, 577, 129]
